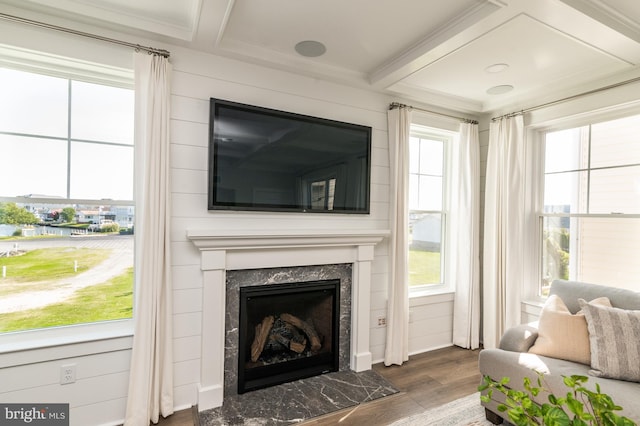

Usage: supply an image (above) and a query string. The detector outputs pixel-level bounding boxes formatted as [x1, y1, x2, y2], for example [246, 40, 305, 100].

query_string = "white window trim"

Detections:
[0, 47, 136, 362]
[0, 322, 133, 368]
[0, 43, 133, 88]
[408, 124, 456, 298]
[410, 284, 454, 299]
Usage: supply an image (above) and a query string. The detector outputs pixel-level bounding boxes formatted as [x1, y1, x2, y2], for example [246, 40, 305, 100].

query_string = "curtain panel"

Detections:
[451, 122, 480, 349]
[125, 52, 174, 425]
[385, 106, 411, 366]
[482, 115, 525, 349]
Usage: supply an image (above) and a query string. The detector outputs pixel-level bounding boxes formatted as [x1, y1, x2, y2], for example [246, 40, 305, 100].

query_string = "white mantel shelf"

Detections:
[186, 228, 389, 411]
[186, 229, 390, 250]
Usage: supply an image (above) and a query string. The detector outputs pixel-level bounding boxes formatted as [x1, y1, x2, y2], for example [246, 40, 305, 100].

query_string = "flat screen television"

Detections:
[208, 98, 372, 213]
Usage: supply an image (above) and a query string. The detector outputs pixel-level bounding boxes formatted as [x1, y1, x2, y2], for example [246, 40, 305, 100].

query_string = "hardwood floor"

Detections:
[154, 346, 482, 426]
[154, 408, 197, 426]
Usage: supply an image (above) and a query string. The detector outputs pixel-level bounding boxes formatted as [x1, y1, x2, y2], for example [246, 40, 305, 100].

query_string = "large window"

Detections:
[540, 113, 640, 294]
[408, 126, 449, 291]
[0, 66, 135, 334]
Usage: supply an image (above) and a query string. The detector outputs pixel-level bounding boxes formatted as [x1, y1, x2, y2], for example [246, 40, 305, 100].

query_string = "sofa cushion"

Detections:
[550, 279, 640, 313]
[529, 294, 610, 365]
[479, 349, 640, 422]
[580, 299, 640, 383]
[499, 323, 539, 352]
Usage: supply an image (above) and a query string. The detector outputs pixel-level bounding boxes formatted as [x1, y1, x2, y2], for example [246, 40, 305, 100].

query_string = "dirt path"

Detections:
[0, 235, 133, 314]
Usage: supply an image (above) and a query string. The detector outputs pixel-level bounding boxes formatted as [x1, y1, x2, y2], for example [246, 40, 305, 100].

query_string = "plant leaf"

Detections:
[543, 406, 571, 426]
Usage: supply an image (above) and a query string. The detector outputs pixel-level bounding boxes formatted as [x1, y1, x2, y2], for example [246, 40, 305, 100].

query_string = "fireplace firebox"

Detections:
[237, 279, 340, 393]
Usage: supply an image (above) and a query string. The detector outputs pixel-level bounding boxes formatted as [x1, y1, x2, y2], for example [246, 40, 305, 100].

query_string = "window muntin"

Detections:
[540, 113, 640, 294]
[0, 66, 134, 334]
[408, 130, 448, 290]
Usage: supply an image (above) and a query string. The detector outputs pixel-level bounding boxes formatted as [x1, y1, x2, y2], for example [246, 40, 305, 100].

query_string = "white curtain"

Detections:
[385, 106, 411, 366]
[483, 115, 525, 349]
[450, 122, 480, 349]
[125, 52, 173, 425]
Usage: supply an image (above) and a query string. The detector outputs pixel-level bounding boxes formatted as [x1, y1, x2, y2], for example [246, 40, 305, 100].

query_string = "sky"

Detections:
[0, 67, 134, 201]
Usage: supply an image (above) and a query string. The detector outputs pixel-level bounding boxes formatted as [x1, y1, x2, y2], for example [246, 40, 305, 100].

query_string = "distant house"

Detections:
[111, 206, 135, 228]
[77, 210, 101, 224]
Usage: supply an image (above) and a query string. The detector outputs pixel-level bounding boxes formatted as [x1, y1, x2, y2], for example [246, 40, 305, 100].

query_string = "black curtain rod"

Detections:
[389, 102, 478, 125]
[0, 12, 170, 58]
[492, 75, 640, 122]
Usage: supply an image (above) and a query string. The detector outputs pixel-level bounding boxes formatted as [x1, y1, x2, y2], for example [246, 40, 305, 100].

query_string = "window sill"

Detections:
[0, 320, 133, 368]
[409, 287, 455, 306]
[522, 299, 544, 317]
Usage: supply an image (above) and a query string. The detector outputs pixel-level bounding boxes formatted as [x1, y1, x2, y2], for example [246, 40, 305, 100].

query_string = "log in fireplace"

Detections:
[237, 279, 340, 393]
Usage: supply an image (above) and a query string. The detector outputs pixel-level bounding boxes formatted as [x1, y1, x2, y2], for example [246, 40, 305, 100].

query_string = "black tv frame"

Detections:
[208, 98, 372, 214]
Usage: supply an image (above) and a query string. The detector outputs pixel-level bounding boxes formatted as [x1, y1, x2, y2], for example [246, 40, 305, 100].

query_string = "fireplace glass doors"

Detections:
[237, 279, 340, 393]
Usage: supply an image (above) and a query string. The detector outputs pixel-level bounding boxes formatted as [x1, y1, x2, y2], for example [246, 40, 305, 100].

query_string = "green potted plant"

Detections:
[479, 373, 636, 426]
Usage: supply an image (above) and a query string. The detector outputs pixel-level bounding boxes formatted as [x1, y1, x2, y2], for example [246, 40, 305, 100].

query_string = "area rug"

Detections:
[390, 393, 493, 426]
[199, 369, 398, 425]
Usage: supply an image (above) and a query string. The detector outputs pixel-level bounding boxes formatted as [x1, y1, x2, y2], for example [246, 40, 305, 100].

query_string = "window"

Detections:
[540, 113, 640, 295]
[408, 126, 450, 292]
[0, 66, 135, 335]
[310, 178, 336, 210]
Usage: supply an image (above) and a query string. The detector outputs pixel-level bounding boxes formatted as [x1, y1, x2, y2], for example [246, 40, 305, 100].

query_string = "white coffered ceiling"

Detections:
[2, 0, 640, 114]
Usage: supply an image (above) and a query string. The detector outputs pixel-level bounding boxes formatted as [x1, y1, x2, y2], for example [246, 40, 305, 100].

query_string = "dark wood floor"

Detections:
[155, 346, 482, 426]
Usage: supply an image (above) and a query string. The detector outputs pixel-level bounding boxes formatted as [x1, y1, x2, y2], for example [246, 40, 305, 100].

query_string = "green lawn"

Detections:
[409, 249, 441, 286]
[0, 247, 109, 282]
[0, 267, 133, 333]
[0, 248, 110, 298]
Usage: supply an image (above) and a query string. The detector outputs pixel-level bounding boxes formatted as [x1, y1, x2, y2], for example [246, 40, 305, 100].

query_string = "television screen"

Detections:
[208, 98, 371, 213]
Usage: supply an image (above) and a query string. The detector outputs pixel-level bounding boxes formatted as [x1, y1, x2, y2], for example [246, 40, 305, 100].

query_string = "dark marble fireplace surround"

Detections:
[224, 264, 353, 396]
[201, 262, 399, 425]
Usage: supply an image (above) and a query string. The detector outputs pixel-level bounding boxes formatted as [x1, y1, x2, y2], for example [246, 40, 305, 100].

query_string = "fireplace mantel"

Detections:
[186, 229, 389, 250]
[187, 228, 389, 411]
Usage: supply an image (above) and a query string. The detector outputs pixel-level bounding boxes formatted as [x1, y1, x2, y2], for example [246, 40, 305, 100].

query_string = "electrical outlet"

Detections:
[377, 316, 386, 327]
[60, 364, 76, 385]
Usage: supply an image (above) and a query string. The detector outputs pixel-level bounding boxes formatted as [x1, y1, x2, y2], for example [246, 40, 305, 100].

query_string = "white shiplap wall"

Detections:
[166, 46, 454, 408]
[167, 48, 393, 410]
[0, 21, 458, 425]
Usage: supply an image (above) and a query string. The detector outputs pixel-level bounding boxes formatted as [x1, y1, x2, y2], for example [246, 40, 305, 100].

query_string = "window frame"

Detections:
[524, 106, 640, 303]
[0, 50, 136, 357]
[407, 124, 455, 297]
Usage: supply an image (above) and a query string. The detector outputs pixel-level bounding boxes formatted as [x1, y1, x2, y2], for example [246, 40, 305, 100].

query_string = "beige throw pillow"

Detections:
[529, 294, 611, 365]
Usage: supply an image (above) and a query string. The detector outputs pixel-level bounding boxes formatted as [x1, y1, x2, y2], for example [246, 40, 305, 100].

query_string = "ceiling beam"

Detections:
[368, 0, 505, 89]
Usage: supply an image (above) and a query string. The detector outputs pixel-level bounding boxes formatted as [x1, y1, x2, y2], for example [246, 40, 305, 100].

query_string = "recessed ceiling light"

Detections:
[294, 40, 326, 57]
[486, 85, 514, 95]
[485, 63, 509, 73]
